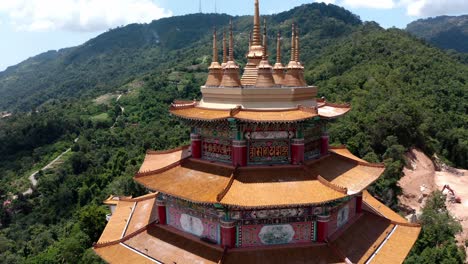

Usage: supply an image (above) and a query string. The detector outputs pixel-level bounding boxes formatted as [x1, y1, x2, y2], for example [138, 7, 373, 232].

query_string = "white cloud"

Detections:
[0, 0, 172, 32]
[399, 0, 468, 17]
[342, 0, 395, 9]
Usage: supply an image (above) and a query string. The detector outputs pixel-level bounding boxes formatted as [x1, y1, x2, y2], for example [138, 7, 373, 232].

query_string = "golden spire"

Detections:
[229, 20, 234, 61]
[255, 18, 276, 88]
[220, 20, 242, 87]
[295, 25, 301, 65]
[276, 32, 282, 64]
[290, 23, 296, 63]
[240, 0, 264, 86]
[222, 29, 227, 67]
[213, 27, 219, 63]
[252, 0, 261, 46]
[262, 20, 268, 60]
[283, 23, 303, 87]
[273, 31, 285, 85]
[249, 31, 252, 50]
[205, 27, 223, 87]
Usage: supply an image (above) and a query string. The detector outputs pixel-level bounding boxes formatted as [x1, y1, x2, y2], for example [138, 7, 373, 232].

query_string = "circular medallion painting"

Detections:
[259, 224, 295, 245]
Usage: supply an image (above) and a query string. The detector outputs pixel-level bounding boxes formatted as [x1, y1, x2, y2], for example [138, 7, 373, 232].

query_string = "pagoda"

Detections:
[94, 1, 420, 263]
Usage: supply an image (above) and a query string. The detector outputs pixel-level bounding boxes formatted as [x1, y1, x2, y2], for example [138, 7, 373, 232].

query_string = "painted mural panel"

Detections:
[202, 137, 232, 162]
[304, 124, 321, 160]
[248, 139, 290, 164]
[230, 207, 323, 225]
[199, 127, 232, 139]
[329, 198, 356, 236]
[239, 222, 313, 247]
[245, 131, 293, 140]
[337, 205, 349, 228]
[167, 206, 219, 243]
[180, 213, 204, 236]
[304, 139, 321, 160]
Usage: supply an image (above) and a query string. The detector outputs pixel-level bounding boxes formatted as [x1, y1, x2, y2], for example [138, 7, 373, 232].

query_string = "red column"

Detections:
[356, 194, 363, 214]
[156, 198, 167, 225]
[232, 140, 247, 167]
[316, 214, 330, 242]
[220, 220, 236, 248]
[191, 133, 201, 159]
[291, 138, 305, 165]
[320, 133, 329, 156]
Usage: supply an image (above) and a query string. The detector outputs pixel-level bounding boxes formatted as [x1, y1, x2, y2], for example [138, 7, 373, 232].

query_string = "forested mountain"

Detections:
[406, 15, 468, 53]
[0, 3, 467, 263]
[0, 3, 359, 111]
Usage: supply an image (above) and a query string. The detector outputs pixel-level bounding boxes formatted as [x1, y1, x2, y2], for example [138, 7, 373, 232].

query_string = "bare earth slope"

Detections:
[399, 148, 468, 254]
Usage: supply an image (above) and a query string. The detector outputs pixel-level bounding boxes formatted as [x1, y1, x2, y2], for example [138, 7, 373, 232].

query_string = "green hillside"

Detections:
[406, 15, 468, 53]
[0, 3, 359, 111]
[0, 3, 467, 263]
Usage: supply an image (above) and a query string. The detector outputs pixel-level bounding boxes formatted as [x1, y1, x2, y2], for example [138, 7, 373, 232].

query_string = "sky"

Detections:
[1, 0, 468, 72]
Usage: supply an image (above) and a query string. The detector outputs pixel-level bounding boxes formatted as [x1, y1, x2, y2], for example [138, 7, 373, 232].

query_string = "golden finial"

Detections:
[252, 0, 261, 46]
[249, 31, 252, 50]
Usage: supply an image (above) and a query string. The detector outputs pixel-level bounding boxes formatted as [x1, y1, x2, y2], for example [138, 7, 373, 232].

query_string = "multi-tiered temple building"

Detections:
[94, 1, 420, 263]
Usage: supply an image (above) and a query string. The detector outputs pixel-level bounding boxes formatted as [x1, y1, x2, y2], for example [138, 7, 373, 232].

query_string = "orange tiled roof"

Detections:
[330, 210, 420, 264]
[139, 145, 191, 173]
[135, 159, 234, 204]
[223, 244, 345, 264]
[95, 191, 420, 264]
[306, 151, 385, 195]
[362, 190, 408, 223]
[97, 193, 158, 245]
[136, 158, 348, 207]
[369, 224, 421, 264]
[94, 243, 155, 264]
[170, 105, 231, 121]
[234, 108, 317, 122]
[317, 101, 351, 119]
[329, 147, 368, 163]
[97, 200, 135, 244]
[103, 195, 132, 205]
[135, 146, 385, 207]
[125, 225, 223, 264]
[220, 166, 346, 208]
[170, 104, 319, 123]
[330, 212, 395, 264]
